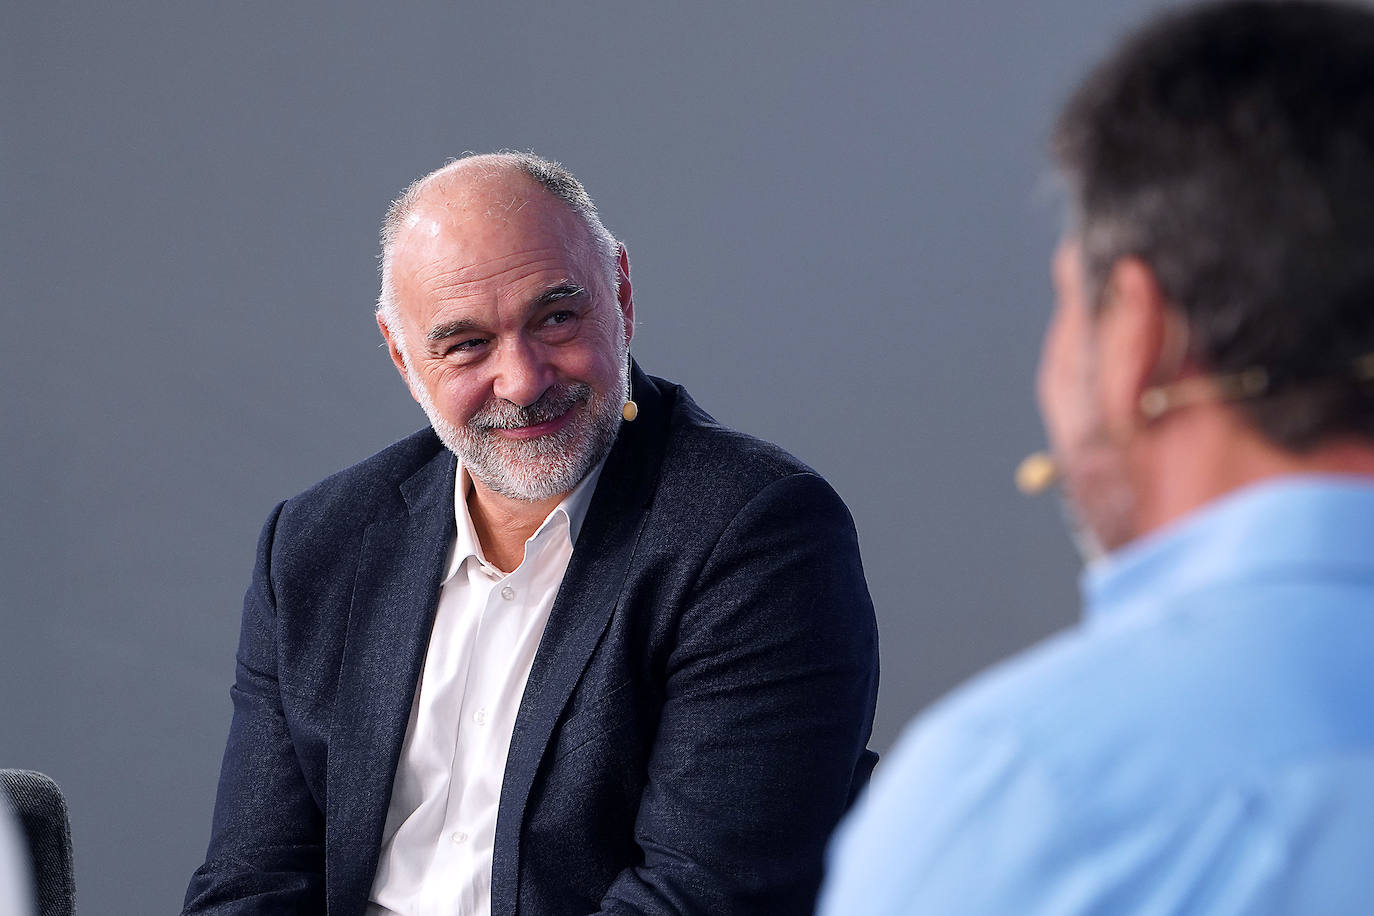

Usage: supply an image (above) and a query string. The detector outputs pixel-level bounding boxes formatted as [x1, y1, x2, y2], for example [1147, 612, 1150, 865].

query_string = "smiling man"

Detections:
[183, 152, 879, 916]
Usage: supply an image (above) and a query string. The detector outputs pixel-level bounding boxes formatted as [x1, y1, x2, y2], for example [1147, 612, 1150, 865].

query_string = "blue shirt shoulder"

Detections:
[821, 478, 1374, 915]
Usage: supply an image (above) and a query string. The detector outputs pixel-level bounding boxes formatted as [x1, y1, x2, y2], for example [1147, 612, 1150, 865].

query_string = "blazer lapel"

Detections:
[325, 449, 457, 916]
[490, 365, 671, 916]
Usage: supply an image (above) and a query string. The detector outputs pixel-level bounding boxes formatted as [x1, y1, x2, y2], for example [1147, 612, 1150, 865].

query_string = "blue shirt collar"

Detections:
[1083, 475, 1374, 627]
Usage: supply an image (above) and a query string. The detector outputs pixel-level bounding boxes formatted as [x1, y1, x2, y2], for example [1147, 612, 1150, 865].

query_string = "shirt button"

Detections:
[473, 708, 488, 726]
[500, 585, 515, 601]
[450, 831, 467, 844]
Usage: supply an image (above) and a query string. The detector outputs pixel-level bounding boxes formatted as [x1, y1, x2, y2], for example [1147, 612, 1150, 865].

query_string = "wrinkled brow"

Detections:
[427, 317, 483, 342]
[425, 283, 586, 342]
[532, 283, 586, 308]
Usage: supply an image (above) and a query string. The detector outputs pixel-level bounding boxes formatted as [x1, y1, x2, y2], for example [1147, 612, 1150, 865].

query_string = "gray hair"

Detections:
[1052, 0, 1374, 450]
[376, 151, 620, 357]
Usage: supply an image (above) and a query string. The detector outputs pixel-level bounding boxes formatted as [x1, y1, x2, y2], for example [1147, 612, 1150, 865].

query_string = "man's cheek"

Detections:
[1038, 321, 1078, 435]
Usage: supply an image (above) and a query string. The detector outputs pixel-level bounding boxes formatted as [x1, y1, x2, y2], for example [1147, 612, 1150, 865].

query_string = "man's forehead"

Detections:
[397, 171, 584, 254]
[387, 174, 602, 318]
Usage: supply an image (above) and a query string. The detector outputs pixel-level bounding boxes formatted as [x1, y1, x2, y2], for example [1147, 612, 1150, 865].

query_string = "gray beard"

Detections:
[412, 358, 628, 503]
[1056, 422, 1139, 565]
[1058, 493, 1108, 566]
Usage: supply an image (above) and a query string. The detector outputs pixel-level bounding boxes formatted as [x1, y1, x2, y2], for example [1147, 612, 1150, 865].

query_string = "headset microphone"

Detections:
[1015, 451, 1058, 496]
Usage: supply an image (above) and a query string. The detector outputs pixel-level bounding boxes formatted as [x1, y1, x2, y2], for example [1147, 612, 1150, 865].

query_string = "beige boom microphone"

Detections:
[1015, 451, 1059, 496]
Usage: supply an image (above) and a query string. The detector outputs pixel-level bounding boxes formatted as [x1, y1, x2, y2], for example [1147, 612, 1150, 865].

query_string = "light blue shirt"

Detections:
[820, 477, 1374, 915]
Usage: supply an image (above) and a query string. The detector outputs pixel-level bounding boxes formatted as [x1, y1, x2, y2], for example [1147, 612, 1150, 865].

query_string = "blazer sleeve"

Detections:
[596, 472, 880, 915]
[183, 501, 327, 915]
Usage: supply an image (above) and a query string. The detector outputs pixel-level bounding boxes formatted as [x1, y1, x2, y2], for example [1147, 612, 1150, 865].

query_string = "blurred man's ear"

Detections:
[1096, 258, 1169, 436]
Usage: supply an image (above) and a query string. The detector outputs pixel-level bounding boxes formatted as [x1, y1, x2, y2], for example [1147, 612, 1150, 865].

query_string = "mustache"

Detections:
[468, 383, 592, 431]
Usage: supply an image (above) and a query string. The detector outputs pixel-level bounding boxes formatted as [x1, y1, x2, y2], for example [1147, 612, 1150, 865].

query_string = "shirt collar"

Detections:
[1083, 474, 1374, 627]
[441, 454, 609, 584]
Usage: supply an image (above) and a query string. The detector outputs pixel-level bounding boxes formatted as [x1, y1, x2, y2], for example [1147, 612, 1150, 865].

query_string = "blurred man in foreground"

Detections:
[821, 2, 1374, 912]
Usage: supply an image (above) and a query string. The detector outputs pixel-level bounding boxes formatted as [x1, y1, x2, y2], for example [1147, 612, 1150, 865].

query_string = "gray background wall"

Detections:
[3, 1, 1166, 911]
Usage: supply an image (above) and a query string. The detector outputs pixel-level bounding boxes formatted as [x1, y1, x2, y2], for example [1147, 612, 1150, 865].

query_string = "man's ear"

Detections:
[377, 312, 421, 404]
[1096, 257, 1168, 434]
[615, 244, 635, 345]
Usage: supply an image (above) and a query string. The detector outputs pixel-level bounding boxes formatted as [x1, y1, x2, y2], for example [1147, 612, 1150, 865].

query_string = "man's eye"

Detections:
[448, 338, 487, 354]
[545, 310, 575, 326]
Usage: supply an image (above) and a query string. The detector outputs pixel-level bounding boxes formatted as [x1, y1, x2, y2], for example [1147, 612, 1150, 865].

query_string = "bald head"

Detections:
[377, 153, 620, 344]
[370, 152, 634, 506]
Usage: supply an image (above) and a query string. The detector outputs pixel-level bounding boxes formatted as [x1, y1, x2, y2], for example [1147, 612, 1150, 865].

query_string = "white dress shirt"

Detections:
[367, 458, 604, 916]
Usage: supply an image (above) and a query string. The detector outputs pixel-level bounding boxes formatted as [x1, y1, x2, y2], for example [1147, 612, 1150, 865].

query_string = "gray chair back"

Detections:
[0, 771, 74, 916]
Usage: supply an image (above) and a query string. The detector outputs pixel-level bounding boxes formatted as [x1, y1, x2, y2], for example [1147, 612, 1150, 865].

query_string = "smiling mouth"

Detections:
[491, 401, 580, 440]
[470, 383, 592, 440]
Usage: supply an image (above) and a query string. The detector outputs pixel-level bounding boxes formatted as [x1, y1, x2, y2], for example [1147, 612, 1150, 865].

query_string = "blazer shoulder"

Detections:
[275, 427, 448, 537]
[659, 382, 841, 518]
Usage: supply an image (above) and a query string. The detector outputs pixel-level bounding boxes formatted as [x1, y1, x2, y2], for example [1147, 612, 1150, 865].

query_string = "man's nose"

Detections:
[491, 338, 554, 408]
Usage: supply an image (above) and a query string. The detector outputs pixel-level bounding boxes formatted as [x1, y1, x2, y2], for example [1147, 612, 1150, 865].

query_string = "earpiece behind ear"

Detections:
[622, 353, 638, 422]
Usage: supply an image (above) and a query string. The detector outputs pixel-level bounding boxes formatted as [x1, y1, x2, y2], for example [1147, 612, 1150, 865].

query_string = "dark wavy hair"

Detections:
[1053, 0, 1374, 450]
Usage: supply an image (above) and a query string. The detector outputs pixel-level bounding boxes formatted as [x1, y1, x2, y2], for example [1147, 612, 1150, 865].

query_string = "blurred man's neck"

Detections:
[1130, 407, 1374, 540]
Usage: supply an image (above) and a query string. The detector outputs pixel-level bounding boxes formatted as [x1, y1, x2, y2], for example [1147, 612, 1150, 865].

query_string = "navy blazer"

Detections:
[184, 367, 879, 915]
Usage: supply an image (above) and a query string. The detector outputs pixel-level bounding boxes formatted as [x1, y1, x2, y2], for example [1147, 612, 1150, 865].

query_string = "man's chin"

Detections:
[429, 395, 619, 502]
[458, 434, 599, 502]
[1060, 475, 1139, 563]
[469, 459, 588, 502]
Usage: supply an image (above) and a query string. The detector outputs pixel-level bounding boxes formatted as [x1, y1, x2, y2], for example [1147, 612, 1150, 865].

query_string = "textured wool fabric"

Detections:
[0, 770, 74, 916]
[185, 366, 880, 916]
